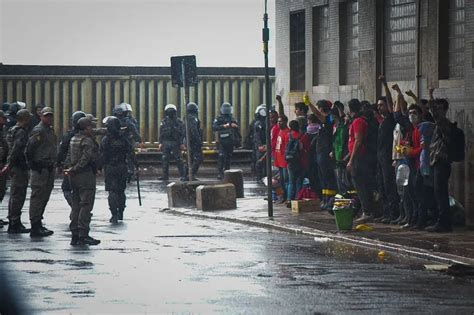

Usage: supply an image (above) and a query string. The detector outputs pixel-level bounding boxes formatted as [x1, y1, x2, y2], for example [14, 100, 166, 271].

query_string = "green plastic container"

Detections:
[333, 207, 353, 231]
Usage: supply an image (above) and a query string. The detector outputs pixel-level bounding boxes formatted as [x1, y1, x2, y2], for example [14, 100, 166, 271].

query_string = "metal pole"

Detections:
[182, 61, 193, 180]
[263, 0, 273, 217]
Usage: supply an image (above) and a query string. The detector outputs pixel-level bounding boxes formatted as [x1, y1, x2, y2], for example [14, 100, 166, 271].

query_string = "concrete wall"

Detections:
[276, 0, 474, 228]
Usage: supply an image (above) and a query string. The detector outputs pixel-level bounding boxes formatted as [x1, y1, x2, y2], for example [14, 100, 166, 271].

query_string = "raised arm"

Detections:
[275, 95, 285, 117]
[392, 83, 407, 115]
[379, 75, 394, 113]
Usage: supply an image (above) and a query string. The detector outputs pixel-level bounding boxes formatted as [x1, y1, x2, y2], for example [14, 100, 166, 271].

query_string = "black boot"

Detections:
[78, 235, 101, 246]
[109, 214, 118, 223]
[30, 221, 54, 237]
[118, 209, 124, 221]
[8, 221, 31, 234]
[70, 235, 80, 245]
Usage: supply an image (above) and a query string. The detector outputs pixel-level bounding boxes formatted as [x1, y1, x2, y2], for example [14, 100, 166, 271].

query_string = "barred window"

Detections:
[290, 11, 305, 91]
[448, 0, 465, 79]
[384, 0, 417, 82]
[312, 5, 330, 86]
[340, 0, 359, 85]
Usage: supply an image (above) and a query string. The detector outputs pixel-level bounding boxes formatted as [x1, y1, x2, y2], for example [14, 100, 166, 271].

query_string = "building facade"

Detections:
[276, 0, 474, 227]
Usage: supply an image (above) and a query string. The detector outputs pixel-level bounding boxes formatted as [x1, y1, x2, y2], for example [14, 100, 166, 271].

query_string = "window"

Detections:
[290, 11, 305, 91]
[340, 0, 359, 85]
[312, 5, 329, 86]
[448, 0, 465, 79]
[384, 0, 416, 81]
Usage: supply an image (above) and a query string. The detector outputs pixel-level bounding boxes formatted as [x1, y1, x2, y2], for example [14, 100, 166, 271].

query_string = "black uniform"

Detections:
[0, 126, 8, 211]
[57, 129, 77, 206]
[120, 116, 140, 181]
[253, 117, 266, 181]
[101, 130, 133, 221]
[159, 116, 185, 180]
[184, 114, 203, 180]
[212, 115, 241, 178]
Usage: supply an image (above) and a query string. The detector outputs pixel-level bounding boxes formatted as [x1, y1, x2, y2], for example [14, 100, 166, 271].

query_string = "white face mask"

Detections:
[258, 109, 267, 117]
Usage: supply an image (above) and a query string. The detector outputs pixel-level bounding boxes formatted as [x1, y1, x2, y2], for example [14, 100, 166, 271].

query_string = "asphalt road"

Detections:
[0, 179, 473, 314]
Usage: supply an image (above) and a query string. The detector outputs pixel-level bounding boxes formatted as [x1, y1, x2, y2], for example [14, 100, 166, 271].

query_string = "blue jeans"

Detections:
[287, 167, 303, 201]
[278, 167, 288, 200]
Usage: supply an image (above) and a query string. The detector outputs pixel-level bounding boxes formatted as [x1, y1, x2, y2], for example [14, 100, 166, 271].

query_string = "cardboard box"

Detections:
[291, 199, 320, 213]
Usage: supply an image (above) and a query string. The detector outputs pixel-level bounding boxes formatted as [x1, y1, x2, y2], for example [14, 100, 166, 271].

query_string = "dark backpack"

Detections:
[448, 122, 465, 162]
[285, 132, 301, 166]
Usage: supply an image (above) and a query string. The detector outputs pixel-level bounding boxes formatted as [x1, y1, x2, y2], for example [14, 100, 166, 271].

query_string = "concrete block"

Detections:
[291, 199, 320, 214]
[223, 169, 244, 198]
[196, 183, 237, 211]
[167, 181, 219, 208]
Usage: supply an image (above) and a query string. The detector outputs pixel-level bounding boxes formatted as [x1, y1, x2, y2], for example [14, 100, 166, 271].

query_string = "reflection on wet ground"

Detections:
[0, 179, 473, 313]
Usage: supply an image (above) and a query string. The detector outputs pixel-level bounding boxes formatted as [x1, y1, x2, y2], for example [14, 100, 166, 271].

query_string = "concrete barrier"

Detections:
[167, 181, 218, 208]
[196, 183, 237, 211]
[223, 169, 244, 198]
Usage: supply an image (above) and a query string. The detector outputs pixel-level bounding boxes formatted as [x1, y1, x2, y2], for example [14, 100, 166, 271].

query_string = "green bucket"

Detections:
[333, 207, 353, 231]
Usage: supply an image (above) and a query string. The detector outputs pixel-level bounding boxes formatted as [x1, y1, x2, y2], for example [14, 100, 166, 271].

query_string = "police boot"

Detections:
[191, 164, 200, 181]
[109, 214, 118, 223]
[158, 168, 169, 181]
[30, 221, 54, 237]
[78, 235, 101, 246]
[118, 209, 124, 221]
[70, 235, 80, 246]
[7, 221, 31, 234]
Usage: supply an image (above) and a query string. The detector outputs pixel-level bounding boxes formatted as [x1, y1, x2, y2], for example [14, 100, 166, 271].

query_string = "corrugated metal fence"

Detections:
[0, 68, 275, 143]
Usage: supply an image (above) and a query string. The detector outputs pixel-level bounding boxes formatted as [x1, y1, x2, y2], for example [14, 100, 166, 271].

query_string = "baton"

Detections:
[136, 166, 142, 206]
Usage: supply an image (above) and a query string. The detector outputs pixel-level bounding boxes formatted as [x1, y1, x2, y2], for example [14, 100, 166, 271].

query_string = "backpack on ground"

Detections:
[449, 122, 465, 162]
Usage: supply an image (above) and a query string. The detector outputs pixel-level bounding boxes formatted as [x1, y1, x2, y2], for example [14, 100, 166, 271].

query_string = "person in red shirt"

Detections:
[346, 99, 374, 224]
[274, 115, 290, 203]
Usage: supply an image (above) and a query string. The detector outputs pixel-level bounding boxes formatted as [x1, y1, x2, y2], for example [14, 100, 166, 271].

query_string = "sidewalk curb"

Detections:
[166, 208, 474, 266]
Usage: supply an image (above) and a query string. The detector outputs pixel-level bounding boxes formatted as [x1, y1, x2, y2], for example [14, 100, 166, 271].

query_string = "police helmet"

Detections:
[220, 102, 232, 115]
[165, 104, 177, 112]
[116, 102, 128, 112]
[9, 102, 26, 115]
[113, 107, 124, 117]
[125, 103, 133, 112]
[103, 116, 121, 133]
[2, 102, 10, 112]
[187, 102, 198, 114]
[16, 109, 32, 122]
[77, 117, 93, 131]
[255, 104, 267, 117]
[71, 111, 86, 129]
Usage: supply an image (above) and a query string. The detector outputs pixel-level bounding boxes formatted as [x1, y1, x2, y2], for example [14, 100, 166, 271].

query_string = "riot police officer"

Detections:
[253, 104, 267, 182]
[158, 104, 186, 181]
[6, 102, 27, 130]
[184, 102, 203, 181]
[101, 116, 134, 223]
[213, 102, 241, 180]
[0, 111, 9, 227]
[2, 109, 32, 233]
[66, 117, 100, 246]
[26, 107, 56, 237]
[57, 111, 87, 207]
[114, 103, 141, 143]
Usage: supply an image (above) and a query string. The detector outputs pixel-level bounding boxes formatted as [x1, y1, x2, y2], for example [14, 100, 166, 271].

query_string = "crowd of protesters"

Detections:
[257, 75, 464, 233]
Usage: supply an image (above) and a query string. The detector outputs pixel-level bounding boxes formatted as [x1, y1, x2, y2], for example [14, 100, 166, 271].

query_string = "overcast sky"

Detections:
[0, 0, 275, 67]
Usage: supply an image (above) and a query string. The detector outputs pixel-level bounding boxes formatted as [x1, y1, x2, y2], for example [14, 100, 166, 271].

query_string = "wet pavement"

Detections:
[0, 179, 474, 313]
